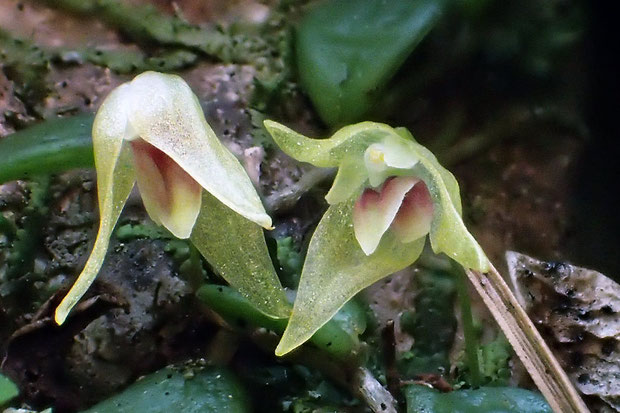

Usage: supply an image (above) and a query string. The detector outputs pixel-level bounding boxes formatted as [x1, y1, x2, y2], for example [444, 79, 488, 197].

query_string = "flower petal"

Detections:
[391, 180, 433, 243]
[55, 86, 136, 325]
[131, 139, 202, 239]
[353, 176, 418, 255]
[125, 72, 272, 229]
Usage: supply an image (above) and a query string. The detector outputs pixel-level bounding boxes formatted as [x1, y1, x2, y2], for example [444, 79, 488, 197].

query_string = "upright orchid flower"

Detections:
[264, 121, 488, 355]
[55, 72, 289, 325]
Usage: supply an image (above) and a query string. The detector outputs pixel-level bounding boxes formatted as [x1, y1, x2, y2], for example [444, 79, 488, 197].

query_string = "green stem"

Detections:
[453, 263, 482, 387]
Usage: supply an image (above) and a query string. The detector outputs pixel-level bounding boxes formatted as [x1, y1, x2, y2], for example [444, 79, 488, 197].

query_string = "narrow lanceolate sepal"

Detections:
[55, 87, 136, 325]
[191, 191, 291, 319]
[275, 201, 425, 356]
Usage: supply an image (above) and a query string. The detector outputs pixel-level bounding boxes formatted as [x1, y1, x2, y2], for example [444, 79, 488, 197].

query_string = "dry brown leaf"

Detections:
[507, 251, 620, 412]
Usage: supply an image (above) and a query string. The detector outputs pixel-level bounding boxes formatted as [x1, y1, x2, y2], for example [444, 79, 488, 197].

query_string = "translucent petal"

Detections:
[55, 86, 136, 325]
[131, 139, 201, 239]
[353, 177, 418, 255]
[275, 201, 425, 356]
[126, 72, 271, 229]
[391, 180, 433, 243]
[191, 191, 290, 319]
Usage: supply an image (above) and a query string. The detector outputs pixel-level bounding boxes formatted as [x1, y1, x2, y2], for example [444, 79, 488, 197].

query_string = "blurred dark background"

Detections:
[570, 2, 620, 278]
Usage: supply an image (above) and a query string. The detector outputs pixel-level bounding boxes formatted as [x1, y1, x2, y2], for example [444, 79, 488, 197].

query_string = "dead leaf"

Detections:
[507, 251, 620, 412]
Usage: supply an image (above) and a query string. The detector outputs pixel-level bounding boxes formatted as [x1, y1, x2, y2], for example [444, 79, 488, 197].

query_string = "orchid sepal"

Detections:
[275, 200, 425, 356]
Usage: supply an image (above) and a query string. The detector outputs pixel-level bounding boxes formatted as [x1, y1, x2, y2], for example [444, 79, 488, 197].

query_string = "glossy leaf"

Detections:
[196, 284, 362, 360]
[82, 365, 250, 413]
[0, 114, 94, 184]
[296, 0, 445, 126]
[191, 191, 290, 319]
[404, 384, 551, 413]
[0, 373, 19, 406]
[275, 201, 425, 356]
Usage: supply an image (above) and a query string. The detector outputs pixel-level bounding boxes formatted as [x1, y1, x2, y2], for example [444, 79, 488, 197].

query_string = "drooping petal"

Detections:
[353, 176, 418, 255]
[275, 200, 425, 356]
[391, 180, 433, 243]
[125, 72, 272, 229]
[55, 86, 136, 325]
[131, 139, 201, 239]
[191, 191, 290, 319]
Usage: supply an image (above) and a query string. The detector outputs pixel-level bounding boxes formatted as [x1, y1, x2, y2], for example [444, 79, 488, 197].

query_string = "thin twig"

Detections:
[465, 263, 589, 413]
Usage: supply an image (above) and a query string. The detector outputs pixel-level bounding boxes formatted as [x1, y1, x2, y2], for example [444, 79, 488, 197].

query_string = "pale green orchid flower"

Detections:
[264, 120, 488, 355]
[55, 72, 289, 325]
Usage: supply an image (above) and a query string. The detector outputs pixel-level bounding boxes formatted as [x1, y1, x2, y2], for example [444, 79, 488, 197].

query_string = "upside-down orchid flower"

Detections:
[264, 121, 489, 355]
[55, 72, 289, 325]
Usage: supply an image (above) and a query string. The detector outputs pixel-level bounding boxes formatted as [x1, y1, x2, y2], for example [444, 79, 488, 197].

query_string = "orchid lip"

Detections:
[353, 176, 433, 255]
[131, 138, 202, 239]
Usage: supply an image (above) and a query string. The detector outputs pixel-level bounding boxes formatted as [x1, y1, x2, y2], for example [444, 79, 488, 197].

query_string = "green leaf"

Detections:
[191, 191, 290, 319]
[0, 114, 94, 185]
[296, 0, 445, 126]
[81, 365, 250, 413]
[404, 384, 552, 413]
[275, 201, 425, 355]
[0, 373, 19, 406]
